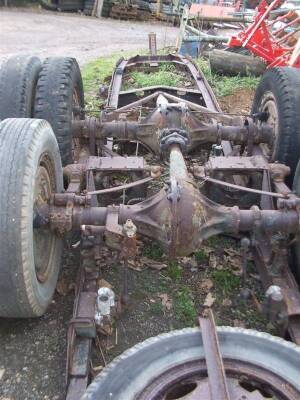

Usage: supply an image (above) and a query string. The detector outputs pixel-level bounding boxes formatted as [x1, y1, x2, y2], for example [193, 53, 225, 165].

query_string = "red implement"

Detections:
[228, 0, 300, 68]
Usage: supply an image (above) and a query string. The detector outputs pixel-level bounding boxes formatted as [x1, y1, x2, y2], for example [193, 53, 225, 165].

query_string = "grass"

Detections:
[174, 287, 197, 326]
[195, 58, 259, 97]
[123, 63, 184, 90]
[167, 261, 182, 281]
[194, 249, 209, 265]
[81, 50, 259, 113]
[211, 269, 241, 295]
[142, 242, 164, 261]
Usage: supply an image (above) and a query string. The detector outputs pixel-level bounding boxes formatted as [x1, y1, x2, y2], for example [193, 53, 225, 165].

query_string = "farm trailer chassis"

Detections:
[0, 35, 300, 399]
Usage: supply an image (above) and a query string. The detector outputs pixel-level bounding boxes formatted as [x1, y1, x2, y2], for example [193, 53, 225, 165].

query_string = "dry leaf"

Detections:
[222, 298, 232, 307]
[200, 278, 214, 292]
[233, 319, 246, 328]
[209, 254, 218, 269]
[97, 279, 112, 289]
[56, 277, 69, 296]
[140, 257, 167, 271]
[158, 293, 173, 311]
[127, 260, 144, 272]
[204, 292, 215, 307]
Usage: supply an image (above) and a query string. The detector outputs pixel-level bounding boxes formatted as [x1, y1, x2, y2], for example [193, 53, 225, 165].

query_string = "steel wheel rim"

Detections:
[135, 359, 300, 400]
[259, 91, 279, 160]
[33, 154, 56, 283]
[72, 87, 82, 162]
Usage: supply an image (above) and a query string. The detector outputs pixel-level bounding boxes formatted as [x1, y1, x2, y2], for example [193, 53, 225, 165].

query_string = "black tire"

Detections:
[0, 56, 42, 119]
[0, 118, 63, 318]
[251, 67, 300, 183]
[39, 0, 59, 10]
[292, 159, 300, 281]
[84, 0, 95, 15]
[82, 327, 300, 400]
[100, 0, 111, 17]
[34, 57, 84, 166]
[59, 0, 84, 10]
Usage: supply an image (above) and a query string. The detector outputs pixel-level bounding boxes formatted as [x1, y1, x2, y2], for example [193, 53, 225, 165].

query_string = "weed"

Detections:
[174, 287, 197, 325]
[149, 301, 163, 314]
[205, 235, 235, 248]
[195, 58, 259, 97]
[194, 249, 209, 264]
[143, 242, 164, 261]
[123, 63, 184, 90]
[143, 280, 158, 294]
[167, 262, 182, 281]
[211, 269, 241, 295]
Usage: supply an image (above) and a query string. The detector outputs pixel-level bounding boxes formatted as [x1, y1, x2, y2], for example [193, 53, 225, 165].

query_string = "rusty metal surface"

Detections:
[199, 310, 230, 400]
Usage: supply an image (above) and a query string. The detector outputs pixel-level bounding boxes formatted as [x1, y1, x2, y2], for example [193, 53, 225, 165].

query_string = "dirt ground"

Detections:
[0, 8, 178, 65]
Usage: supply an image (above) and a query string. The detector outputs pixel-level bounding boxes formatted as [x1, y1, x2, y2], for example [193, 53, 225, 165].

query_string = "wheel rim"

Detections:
[259, 91, 279, 160]
[33, 154, 57, 283]
[72, 87, 82, 162]
[136, 359, 300, 400]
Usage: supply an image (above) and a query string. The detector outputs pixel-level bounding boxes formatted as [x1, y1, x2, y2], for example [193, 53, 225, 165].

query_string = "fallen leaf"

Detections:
[233, 319, 246, 328]
[200, 278, 214, 292]
[222, 298, 232, 307]
[140, 257, 167, 271]
[209, 254, 218, 269]
[97, 279, 113, 289]
[158, 293, 173, 311]
[127, 260, 144, 272]
[0, 368, 5, 380]
[56, 276, 69, 296]
[204, 292, 215, 307]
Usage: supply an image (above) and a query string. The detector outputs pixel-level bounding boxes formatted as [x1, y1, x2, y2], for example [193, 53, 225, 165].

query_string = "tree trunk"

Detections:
[209, 49, 266, 77]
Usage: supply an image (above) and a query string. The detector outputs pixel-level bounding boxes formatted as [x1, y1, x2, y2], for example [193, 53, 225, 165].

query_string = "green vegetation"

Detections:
[123, 63, 184, 90]
[205, 235, 235, 248]
[174, 287, 197, 325]
[194, 249, 209, 264]
[81, 50, 259, 113]
[149, 301, 163, 314]
[211, 269, 241, 295]
[167, 261, 182, 281]
[143, 242, 164, 261]
[195, 58, 259, 97]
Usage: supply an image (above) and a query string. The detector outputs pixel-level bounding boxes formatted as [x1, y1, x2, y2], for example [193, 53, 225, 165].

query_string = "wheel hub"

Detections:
[259, 91, 279, 160]
[136, 359, 299, 400]
[33, 156, 56, 283]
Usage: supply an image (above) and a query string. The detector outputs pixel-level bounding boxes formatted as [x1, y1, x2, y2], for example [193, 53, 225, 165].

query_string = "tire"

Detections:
[0, 118, 63, 318]
[82, 327, 300, 400]
[100, 0, 111, 17]
[292, 159, 300, 281]
[251, 67, 300, 183]
[0, 56, 42, 119]
[34, 57, 84, 166]
[39, 0, 59, 10]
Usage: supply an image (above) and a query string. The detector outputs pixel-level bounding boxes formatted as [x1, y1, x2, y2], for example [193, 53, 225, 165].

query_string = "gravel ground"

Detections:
[0, 8, 178, 65]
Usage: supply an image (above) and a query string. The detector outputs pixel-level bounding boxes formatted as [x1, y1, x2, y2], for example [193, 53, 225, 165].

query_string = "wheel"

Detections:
[39, 0, 59, 10]
[251, 67, 300, 184]
[0, 118, 63, 318]
[34, 57, 84, 166]
[100, 0, 111, 17]
[292, 159, 300, 280]
[84, 0, 95, 15]
[0, 55, 42, 119]
[58, 0, 84, 10]
[82, 327, 300, 400]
